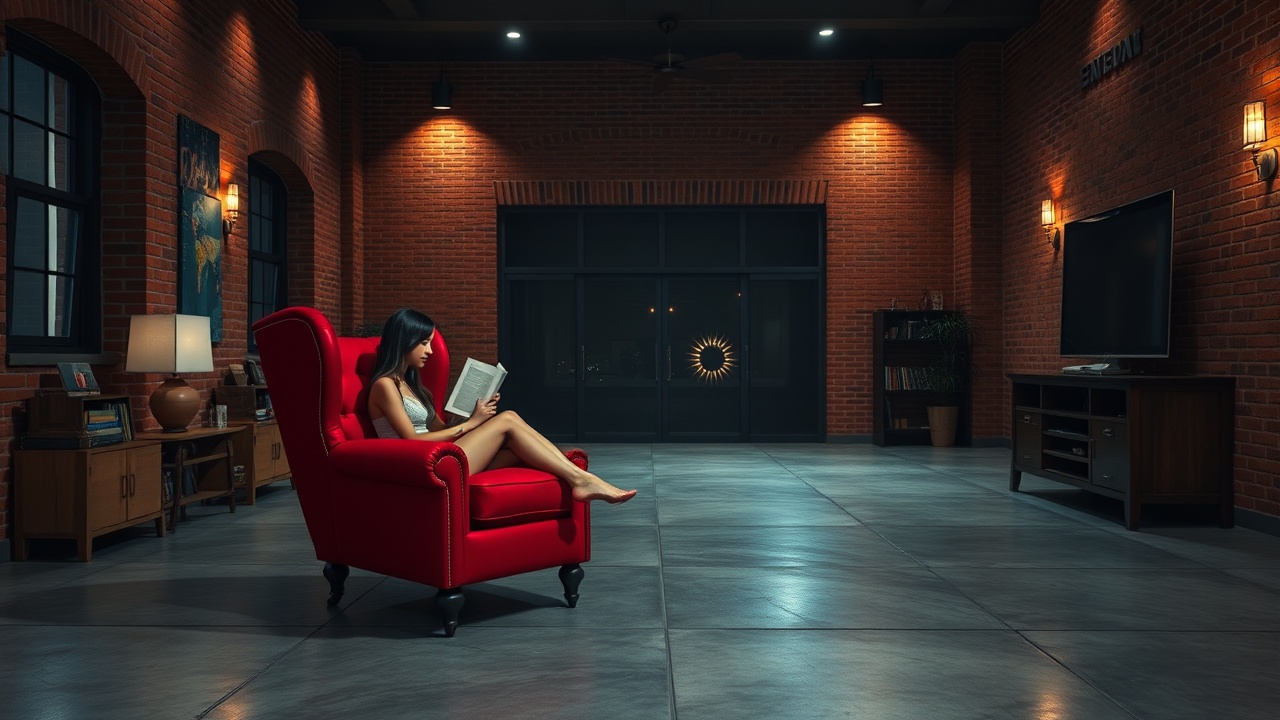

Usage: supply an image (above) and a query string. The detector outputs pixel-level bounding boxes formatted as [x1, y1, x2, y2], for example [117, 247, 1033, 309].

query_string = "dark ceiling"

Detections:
[295, 0, 1042, 62]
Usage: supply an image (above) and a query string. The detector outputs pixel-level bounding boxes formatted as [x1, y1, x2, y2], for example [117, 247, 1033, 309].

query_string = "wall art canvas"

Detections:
[177, 116, 223, 340]
[180, 188, 223, 339]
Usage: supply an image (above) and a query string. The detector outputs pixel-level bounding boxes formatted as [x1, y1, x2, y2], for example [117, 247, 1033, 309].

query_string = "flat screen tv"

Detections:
[1059, 189, 1174, 365]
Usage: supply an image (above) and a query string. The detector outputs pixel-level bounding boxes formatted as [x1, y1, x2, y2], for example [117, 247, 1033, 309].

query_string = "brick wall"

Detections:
[360, 58, 972, 439]
[0, 0, 344, 544]
[1002, 0, 1280, 518]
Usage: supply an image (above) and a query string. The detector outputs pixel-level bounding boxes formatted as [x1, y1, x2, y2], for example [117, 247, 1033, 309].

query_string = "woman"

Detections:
[367, 308, 637, 504]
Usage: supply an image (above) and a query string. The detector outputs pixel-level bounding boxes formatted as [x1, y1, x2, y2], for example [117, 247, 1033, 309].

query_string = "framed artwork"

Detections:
[56, 362, 101, 395]
[178, 115, 223, 341]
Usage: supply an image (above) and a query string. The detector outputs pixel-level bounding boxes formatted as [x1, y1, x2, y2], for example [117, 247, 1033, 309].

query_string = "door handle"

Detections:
[121, 475, 128, 499]
[665, 345, 672, 381]
[129, 473, 136, 496]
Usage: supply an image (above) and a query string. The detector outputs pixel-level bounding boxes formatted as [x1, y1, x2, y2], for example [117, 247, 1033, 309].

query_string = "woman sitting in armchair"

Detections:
[368, 308, 637, 504]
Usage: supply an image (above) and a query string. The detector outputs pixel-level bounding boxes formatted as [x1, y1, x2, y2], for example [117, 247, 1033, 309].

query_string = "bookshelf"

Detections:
[871, 310, 971, 446]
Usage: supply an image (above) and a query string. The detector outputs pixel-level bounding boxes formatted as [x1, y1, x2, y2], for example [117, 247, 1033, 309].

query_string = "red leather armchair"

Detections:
[252, 307, 590, 636]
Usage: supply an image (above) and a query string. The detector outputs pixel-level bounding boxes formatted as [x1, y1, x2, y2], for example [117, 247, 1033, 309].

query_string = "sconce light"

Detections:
[861, 60, 883, 107]
[1243, 101, 1277, 180]
[1041, 199, 1061, 252]
[432, 67, 452, 110]
[222, 183, 240, 236]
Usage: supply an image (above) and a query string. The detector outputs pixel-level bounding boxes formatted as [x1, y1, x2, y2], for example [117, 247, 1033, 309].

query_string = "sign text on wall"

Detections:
[1081, 28, 1143, 90]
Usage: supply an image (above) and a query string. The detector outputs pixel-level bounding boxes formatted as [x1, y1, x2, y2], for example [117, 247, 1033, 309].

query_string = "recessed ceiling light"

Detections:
[507, 31, 521, 39]
[818, 28, 834, 37]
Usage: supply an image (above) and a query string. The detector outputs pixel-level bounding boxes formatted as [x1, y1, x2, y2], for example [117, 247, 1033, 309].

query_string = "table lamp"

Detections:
[126, 314, 214, 432]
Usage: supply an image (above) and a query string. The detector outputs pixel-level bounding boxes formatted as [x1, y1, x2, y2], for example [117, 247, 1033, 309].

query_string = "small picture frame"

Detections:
[244, 359, 267, 386]
[56, 362, 101, 396]
[226, 363, 250, 386]
[931, 290, 944, 310]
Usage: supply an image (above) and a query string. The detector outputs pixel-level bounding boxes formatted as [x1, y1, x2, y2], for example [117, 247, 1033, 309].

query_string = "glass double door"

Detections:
[504, 275, 821, 442]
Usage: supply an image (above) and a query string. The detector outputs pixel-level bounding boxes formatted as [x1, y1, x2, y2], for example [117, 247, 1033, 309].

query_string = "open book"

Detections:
[444, 358, 508, 417]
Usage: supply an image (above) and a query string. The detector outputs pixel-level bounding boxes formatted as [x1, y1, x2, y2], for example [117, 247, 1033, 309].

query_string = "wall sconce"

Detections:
[1243, 101, 1277, 180]
[223, 183, 240, 236]
[1041, 199, 1061, 252]
[432, 67, 452, 110]
[861, 60, 883, 107]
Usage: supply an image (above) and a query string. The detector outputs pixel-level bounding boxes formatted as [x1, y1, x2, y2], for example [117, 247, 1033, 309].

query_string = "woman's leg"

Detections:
[455, 411, 637, 503]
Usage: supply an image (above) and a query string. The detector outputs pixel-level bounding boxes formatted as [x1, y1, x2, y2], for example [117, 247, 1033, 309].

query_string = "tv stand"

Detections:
[1062, 357, 1133, 375]
[1009, 374, 1234, 530]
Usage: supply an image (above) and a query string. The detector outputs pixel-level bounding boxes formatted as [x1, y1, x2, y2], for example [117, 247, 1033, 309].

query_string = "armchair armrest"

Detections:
[329, 438, 471, 490]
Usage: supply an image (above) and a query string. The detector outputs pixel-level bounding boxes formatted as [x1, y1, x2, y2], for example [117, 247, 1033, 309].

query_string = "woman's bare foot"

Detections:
[570, 474, 637, 504]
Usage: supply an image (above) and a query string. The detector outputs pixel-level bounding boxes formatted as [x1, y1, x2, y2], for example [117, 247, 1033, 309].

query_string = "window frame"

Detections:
[3, 28, 103, 363]
[246, 159, 288, 352]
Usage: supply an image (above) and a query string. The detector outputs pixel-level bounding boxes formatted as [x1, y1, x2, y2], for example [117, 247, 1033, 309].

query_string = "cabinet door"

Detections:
[1091, 420, 1129, 492]
[254, 425, 276, 482]
[1014, 411, 1041, 467]
[87, 450, 129, 530]
[126, 444, 163, 519]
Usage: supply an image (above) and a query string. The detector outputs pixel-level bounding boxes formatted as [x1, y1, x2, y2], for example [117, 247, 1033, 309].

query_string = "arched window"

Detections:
[3, 28, 101, 359]
[247, 159, 287, 351]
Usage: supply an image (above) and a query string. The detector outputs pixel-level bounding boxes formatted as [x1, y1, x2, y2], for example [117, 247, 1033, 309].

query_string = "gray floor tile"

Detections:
[660, 525, 918, 568]
[934, 567, 1280, 630]
[203, 627, 673, 720]
[663, 566, 1005, 629]
[1025, 631, 1280, 720]
[874, 525, 1204, 568]
[669, 629, 1136, 720]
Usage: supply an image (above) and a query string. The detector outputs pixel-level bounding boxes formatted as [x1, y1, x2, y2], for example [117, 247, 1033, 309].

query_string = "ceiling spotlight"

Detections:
[506, 31, 521, 39]
[861, 60, 883, 107]
[432, 67, 452, 110]
[819, 29, 834, 37]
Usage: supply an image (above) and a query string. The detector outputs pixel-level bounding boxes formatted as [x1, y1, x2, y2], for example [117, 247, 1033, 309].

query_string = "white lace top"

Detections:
[372, 390, 435, 438]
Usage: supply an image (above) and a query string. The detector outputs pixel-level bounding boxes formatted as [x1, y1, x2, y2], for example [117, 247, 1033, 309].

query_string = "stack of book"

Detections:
[20, 394, 134, 449]
[83, 407, 126, 445]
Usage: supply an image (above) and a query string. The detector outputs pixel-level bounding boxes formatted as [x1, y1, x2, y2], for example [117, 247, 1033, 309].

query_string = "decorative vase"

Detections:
[926, 405, 959, 447]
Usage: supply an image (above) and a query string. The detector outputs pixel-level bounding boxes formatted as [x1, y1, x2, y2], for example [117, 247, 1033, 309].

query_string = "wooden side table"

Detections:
[136, 426, 247, 532]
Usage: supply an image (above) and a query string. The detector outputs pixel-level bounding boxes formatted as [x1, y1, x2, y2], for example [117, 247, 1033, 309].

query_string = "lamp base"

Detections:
[149, 377, 201, 432]
[1255, 147, 1278, 181]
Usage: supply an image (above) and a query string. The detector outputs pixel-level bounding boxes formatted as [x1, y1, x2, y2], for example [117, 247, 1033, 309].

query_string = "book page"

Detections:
[445, 358, 508, 417]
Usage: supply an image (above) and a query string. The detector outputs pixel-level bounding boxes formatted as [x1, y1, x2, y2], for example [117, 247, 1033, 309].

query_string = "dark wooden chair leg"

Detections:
[436, 588, 465, 637]
[559, 563, 584, 608]
[323, 563, 350, 606]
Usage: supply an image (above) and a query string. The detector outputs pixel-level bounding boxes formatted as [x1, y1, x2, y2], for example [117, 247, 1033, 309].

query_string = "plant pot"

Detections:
[926, 405, 959, 447]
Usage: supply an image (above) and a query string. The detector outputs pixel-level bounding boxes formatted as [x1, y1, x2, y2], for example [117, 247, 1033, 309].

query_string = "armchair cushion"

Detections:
[469, 467, 574, 529]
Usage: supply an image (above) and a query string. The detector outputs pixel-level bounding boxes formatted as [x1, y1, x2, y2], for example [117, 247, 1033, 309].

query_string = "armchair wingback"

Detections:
[252, 307, 590, 636]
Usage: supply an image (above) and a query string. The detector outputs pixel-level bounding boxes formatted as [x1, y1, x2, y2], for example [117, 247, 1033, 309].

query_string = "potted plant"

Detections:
[920, 310, 978, 447]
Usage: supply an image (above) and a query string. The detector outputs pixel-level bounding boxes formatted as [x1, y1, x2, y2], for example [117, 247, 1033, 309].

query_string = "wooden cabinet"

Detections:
[1009, 374, 1235, 530]
[216, 385, 290, 504]
[230, 421, 291, 504]
[14, 443, 164, 561]
[872, 310, 971, 446]
[14, 426, 245, 561]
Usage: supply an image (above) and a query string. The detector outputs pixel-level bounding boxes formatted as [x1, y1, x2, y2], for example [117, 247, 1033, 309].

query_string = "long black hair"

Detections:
[371, 308, 436, 409]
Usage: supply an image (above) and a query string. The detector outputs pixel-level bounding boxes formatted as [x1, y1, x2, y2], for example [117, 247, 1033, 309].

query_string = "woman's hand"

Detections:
[470, 393, 499, 425]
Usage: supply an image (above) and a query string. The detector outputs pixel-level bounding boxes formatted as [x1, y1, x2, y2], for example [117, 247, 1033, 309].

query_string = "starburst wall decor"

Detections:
[688, 335, 738, 382]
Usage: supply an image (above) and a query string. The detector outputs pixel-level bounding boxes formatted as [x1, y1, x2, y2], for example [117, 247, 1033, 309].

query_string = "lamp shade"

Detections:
[126, 314, 214, 374]
[224, 183, 240, 215]
[1041, 199, 1056, 226]
[432, 78, 452, 110]
[1243, 101, 1267, 149]
[861, 76, 883, 107]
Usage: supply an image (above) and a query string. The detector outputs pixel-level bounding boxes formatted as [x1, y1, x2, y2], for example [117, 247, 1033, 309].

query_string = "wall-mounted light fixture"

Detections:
[1041, 199, 1061, 252]
[222, 183, 240, 237]
[432, 67, 453, 110]
[1243, 101, 1277, 180]
[861, 60, 883, 107]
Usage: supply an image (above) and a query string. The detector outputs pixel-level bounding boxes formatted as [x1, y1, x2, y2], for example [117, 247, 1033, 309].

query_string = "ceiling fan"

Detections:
[603, 19, 742, 93]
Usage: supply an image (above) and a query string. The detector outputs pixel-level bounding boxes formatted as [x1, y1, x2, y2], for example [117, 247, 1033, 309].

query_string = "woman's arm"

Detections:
[369, 376, 474, 442]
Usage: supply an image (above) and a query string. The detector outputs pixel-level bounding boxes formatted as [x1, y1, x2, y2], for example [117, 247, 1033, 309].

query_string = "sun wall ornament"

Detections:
[688, 335, 738, 382]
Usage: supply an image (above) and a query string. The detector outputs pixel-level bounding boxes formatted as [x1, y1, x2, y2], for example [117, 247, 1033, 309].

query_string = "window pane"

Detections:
[0, 119, 9, 175]
[54, 206, 80, 273]
[13, 119, 47, 184]
[50, 73, 70, 132]
[665, 211, 740, 267]
[503, 212, 577, 268]
[13, 55, 45, 122]
[0, 54, 9, 111]
[745, 211, 821, 267]
[52, 275, 74, 336]
[583, 211, 658, 267]
[13, 197, 49, 269]
[51, 132, 71, 190]
[11, 270, 46, 335]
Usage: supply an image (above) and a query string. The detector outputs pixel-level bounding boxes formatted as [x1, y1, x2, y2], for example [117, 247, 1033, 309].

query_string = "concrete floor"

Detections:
[2, 444, 1278, 719]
